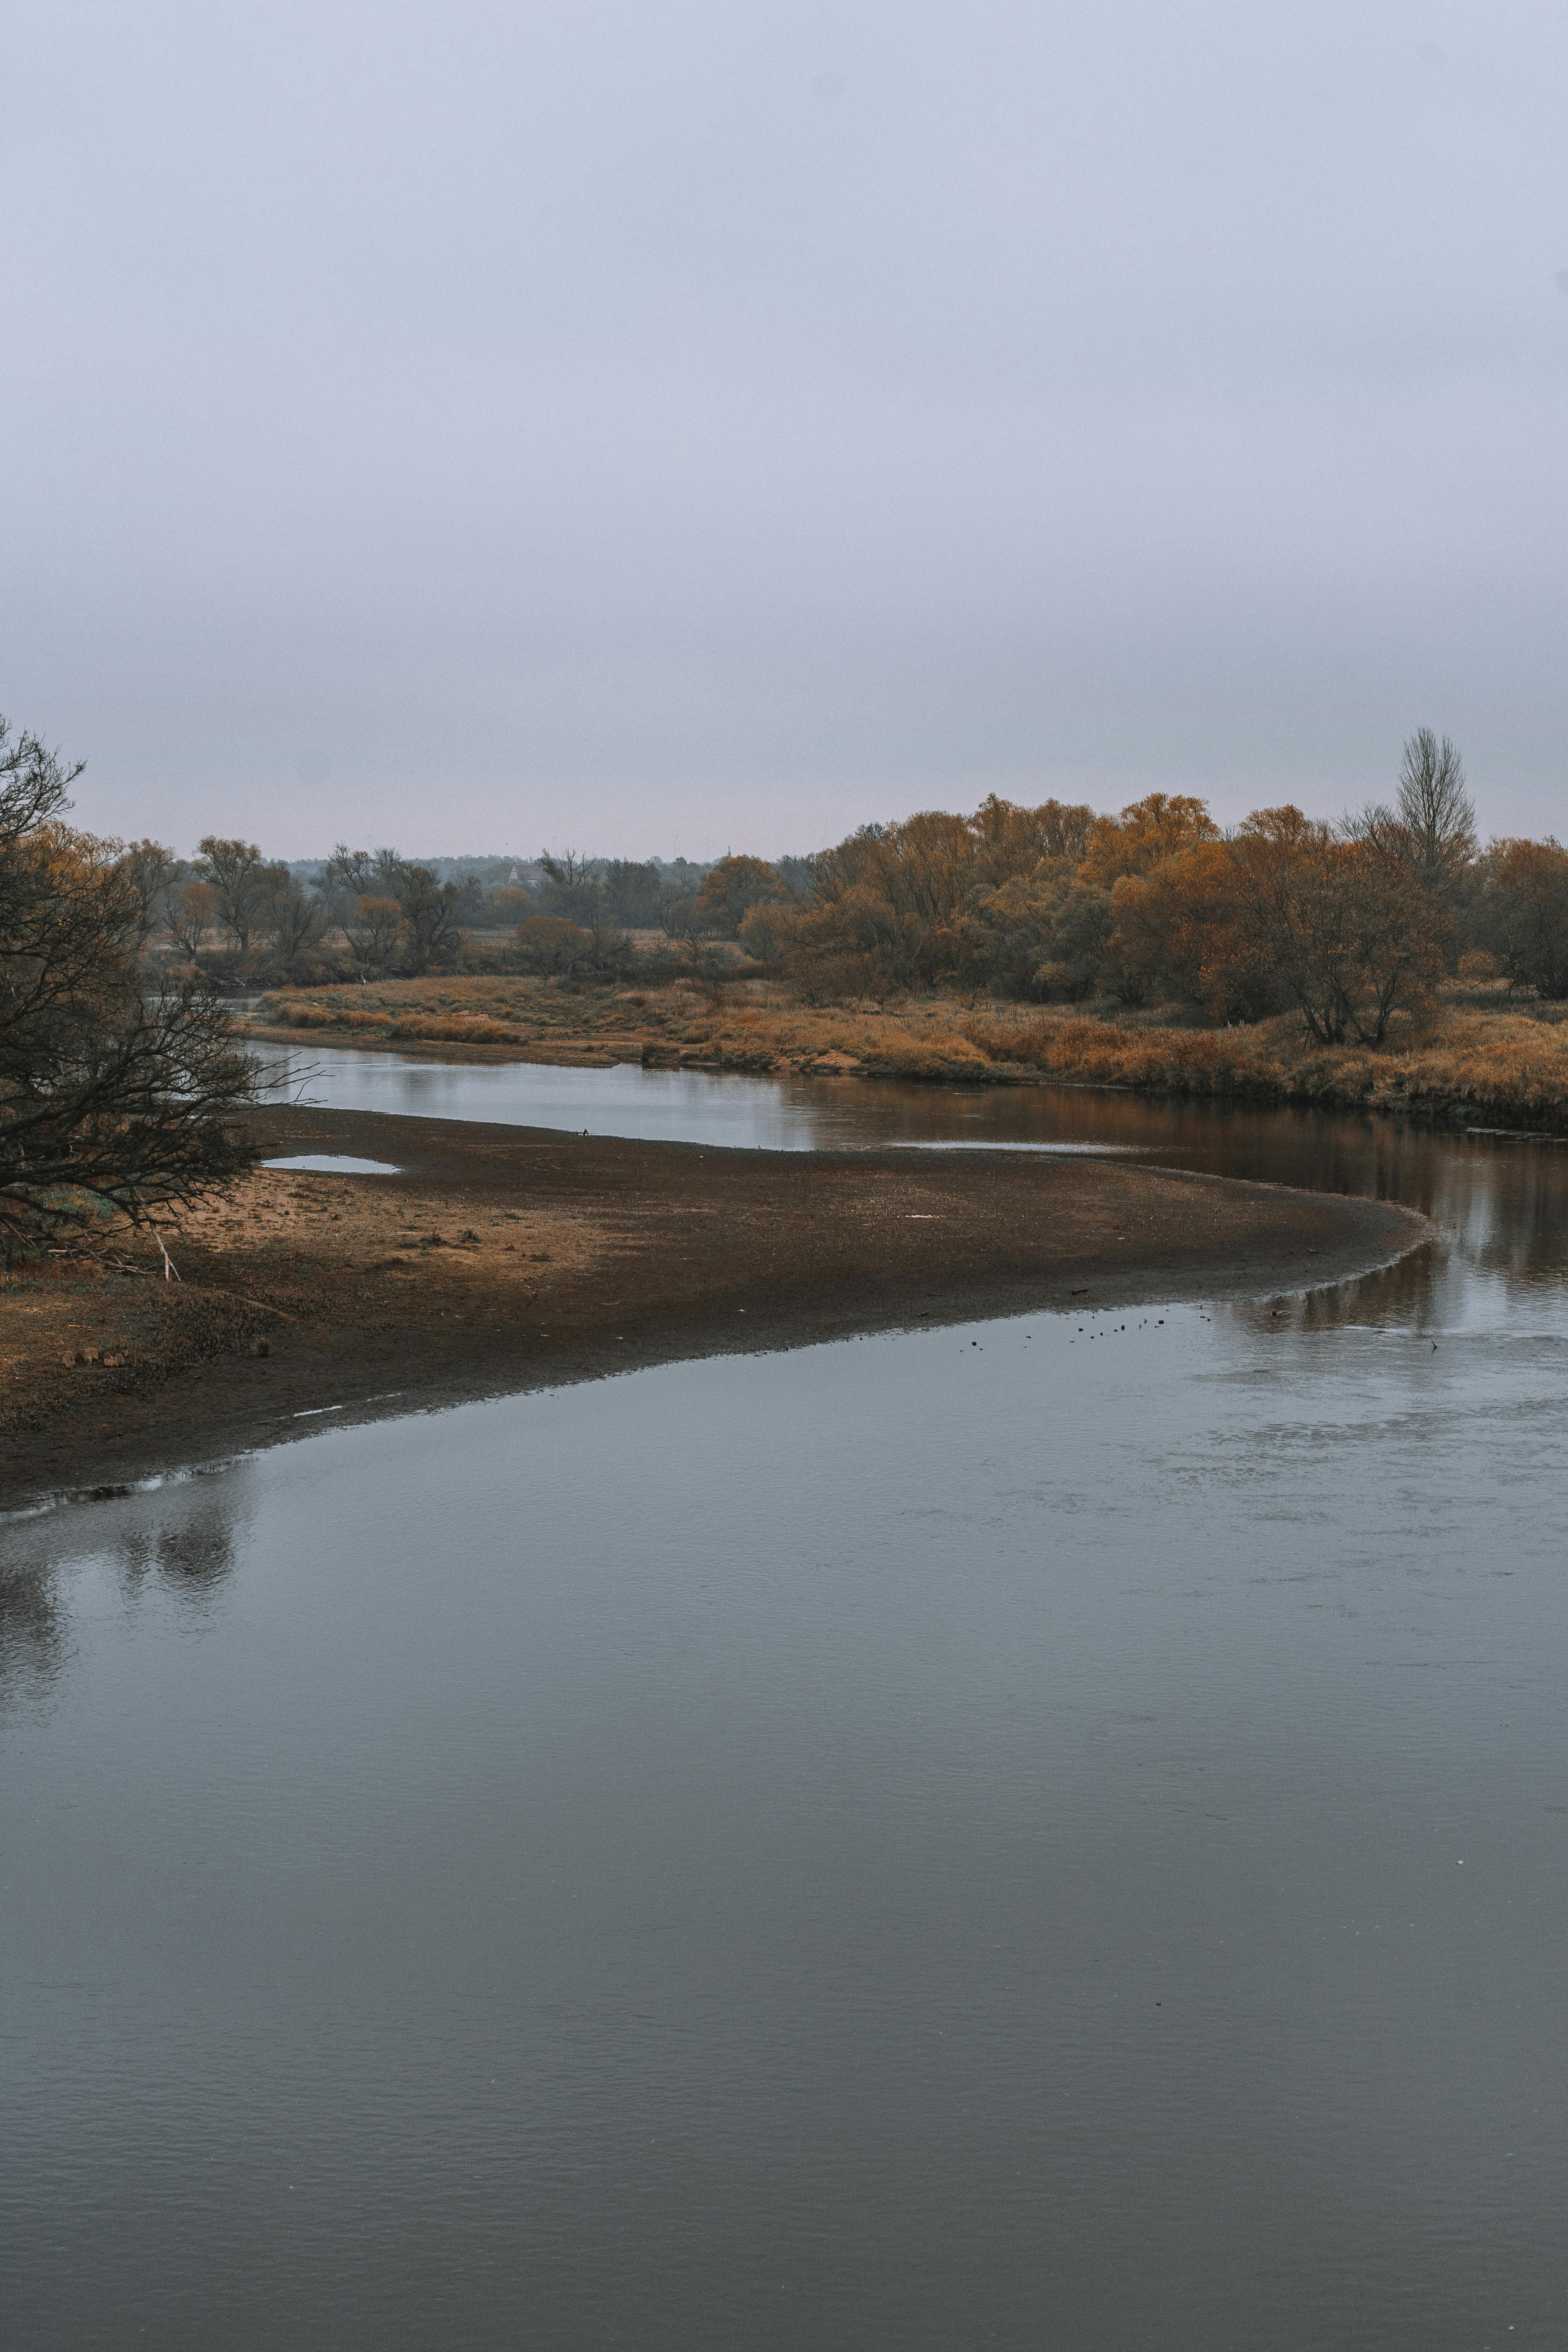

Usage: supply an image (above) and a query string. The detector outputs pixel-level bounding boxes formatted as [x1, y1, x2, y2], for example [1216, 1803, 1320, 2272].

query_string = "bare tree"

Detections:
[1345, 730, 1476, 903]
[166, 878, 217, 959]
[322, 844, 374, 925]
[347, 893, 405, 976]
[1396, 728, 1476, 896]
[1, 719, 258, 1255]
[396, 866, 463, 973]
[196, 836, 268, 955]
[115, 838, 180, 956]
[536, 849, 606, 929]
[259, 863, 327, 969]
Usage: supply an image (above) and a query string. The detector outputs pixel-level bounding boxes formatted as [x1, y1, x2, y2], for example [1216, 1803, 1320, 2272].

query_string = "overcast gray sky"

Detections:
[5, 1, 1566, 857]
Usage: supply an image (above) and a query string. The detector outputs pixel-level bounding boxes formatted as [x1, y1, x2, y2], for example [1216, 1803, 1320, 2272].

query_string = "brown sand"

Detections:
[0, 1103, 1426, 1510]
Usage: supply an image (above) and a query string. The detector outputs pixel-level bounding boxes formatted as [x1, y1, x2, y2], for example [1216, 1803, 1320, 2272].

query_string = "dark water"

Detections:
[5, 1061, 1567, 2347]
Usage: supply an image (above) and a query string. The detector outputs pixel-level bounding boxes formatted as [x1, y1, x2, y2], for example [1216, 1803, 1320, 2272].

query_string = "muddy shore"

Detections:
[1, 1104, 1426, 1511]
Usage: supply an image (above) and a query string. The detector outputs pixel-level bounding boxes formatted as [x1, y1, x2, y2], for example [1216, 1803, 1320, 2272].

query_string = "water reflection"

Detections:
[7, 1065, 1568, 2345]
[0, 1555, 65, 1708]
[0, 1470, 246, 1711]
[5, 1308, 1568, 2346]
[116, 1497, 240, 1599]
[267, 1043, 1568, 1321]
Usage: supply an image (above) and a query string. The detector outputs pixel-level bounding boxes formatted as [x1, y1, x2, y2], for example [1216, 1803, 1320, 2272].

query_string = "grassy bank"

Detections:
[958, 1006, 1568, 1130]
[251, 978, 1568, 1130]
[251, 975, 1003, 1080]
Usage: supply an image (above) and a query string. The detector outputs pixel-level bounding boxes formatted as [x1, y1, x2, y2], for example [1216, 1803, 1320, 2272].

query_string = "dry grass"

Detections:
[251, 976, 1002, 1079]
[0, 1165, 603, 1438]
[250, 977, 1568, 1128]
[960, 1006, 1568, 1127]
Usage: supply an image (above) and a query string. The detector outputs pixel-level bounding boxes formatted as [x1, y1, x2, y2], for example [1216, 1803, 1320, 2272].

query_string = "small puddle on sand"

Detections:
[261, 1153, 402, 1174]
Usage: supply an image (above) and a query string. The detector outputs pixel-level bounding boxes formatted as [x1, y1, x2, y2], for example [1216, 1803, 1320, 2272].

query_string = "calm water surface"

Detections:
[4, 1058, 1567, 2347]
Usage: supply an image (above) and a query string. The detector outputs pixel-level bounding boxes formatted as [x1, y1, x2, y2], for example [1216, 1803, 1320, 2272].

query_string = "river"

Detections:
[3, 1054, 1566, 2348]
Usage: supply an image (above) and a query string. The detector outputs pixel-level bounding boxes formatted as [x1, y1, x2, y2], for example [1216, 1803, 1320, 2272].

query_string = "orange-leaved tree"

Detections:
[1474, 839, 1568, 999]
[1078, 793, 1217, 889]
[693, 855, 786, 939]
[1234, 808, 1447, 1044]
[1106, 840, 1285, 1022]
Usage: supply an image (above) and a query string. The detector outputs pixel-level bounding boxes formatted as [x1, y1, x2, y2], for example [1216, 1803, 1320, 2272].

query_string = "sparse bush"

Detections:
[515, 916, 591, 975]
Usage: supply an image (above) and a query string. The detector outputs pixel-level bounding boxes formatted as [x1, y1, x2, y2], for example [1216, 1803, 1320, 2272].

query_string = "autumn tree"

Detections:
[975, 866, 1106, 1001]
[767, 798, 1143, 1000]
[959, 800, 1102, 998]
[514, 914, 590, 975]
[1474, 839, 1568, 998]
[0, 719, 257, 1254]
[485, 888, 536, 928]
[693, 854, 785, 938]
[657, 879, 699, 938]
[1234, 808, 1447, 1044]
[969, 795, 1096, 885]
[1107, 840, 1285, 1021]
[1078, 793, 1217, 889]
[770, 813, 988, 997]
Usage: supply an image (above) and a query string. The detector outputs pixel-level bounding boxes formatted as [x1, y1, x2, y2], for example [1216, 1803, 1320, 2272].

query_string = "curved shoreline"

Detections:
[244, 1009, 1568, 1134]
[0, 1105, 1430, 1513]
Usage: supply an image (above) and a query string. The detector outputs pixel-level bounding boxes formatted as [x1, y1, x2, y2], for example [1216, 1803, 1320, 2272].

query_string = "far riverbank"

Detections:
[247, 975, 1568, 1133]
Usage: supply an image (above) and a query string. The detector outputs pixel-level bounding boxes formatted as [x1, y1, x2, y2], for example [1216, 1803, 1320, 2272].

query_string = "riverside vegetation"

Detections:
[248, 733, 1568, 1132]
[10, 711, 1568, 1286]
[3, 705, 1541, 1468]
[251, 975, 1568, 1132]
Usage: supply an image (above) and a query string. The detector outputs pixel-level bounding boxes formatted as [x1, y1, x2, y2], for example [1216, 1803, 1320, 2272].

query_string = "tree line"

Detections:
[737, 733, 1568, 1033]
[24, 717, 1568, 1027]
[61, 730, 1568, 1031]
[107, 831, 813, 984]
[114, 839, 501, 981]
[109, 838, 755, 982]
[6, 705, 1567, 1261]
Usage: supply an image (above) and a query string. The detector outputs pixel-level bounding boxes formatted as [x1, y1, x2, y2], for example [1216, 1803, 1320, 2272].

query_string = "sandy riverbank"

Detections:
[0, 1105, 1427, 1510]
